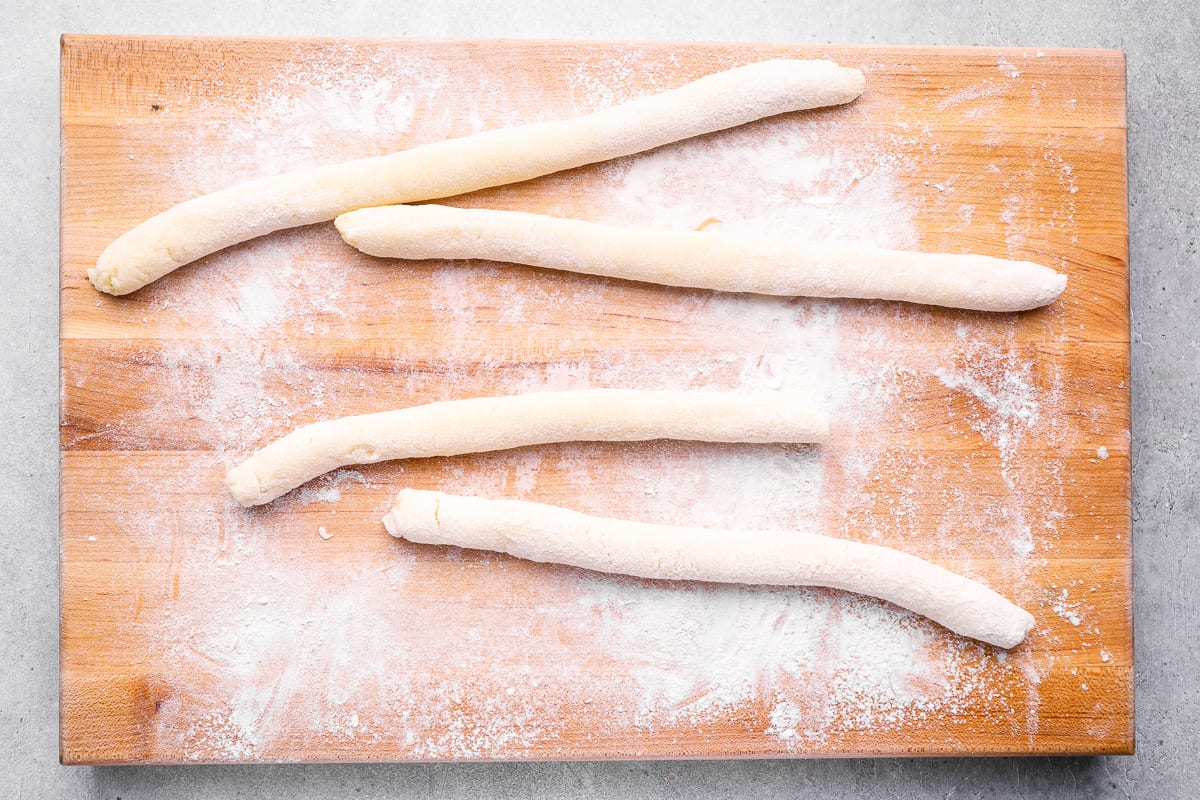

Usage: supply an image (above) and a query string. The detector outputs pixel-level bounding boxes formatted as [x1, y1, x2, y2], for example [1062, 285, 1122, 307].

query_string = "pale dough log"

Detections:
[91, 59, 865, 295]
[226, 389, 828, 506]
[383, 489, 1036, 648]
[336, 204, 1068, 312]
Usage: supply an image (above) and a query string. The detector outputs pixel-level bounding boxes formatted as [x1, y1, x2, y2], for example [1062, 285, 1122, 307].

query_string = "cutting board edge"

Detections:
[59, 32, 1126, 58]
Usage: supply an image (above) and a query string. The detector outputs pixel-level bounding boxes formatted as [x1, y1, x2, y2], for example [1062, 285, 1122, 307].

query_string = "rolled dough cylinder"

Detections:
[226, 389, 828, 506]
[336, 204, 1068, 312]
[91, 59, 865, 295]
[383, 489, 1037, 649]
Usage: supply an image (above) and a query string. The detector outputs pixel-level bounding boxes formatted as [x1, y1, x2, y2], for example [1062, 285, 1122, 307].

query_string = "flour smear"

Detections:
[96, 49, 1082, 761]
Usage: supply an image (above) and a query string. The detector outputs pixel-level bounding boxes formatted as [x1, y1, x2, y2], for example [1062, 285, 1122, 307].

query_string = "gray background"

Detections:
[3, 0, 1195, 797]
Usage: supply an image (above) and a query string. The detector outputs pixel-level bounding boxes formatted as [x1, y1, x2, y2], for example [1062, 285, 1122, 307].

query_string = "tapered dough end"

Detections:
[87, 266, 114, 294]
[759, 59, 865, 107]
[1034, 269, 1069, 310]
[225, 463, 267, 508]
[88, 258, 134, 296]
[987, 607, 1037, 649]
[89, 235, 130, 294]
[90, 234, 175, 296]
[992, 261, 1068, 311]
[840, 67, 867, 99]
[333, 211, 372, 254]
[335, 205, 442, 258]
[382, 488, 442, 541]
[937, 254, 1068, 312]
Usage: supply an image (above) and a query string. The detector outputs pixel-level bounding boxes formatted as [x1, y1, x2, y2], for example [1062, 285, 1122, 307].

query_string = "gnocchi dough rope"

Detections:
[337, 204, 1067, 312]
[226, 389, 828, 506]
[384, 488, 1037, 649]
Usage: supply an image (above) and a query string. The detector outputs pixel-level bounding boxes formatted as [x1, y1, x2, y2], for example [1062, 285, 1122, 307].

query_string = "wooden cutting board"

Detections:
[60, 36, 1130, 763]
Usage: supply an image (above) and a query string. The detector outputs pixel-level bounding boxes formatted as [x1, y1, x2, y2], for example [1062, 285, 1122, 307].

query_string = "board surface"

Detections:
[60, 36, 1130, 763]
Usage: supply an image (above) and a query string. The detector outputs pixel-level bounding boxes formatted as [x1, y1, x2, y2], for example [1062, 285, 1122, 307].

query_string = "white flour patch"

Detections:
[167, 47, 457, 193]
[298, 485, 341, 504]
[933, 347, 1040, 463]
[1012, 524, 1035, 557]
[997, 57, 1022, 79]
[602, 123, 918, 250]
[1052, 588, 1083, 627]
[934, 81, 1005, 120]
[576, 576, 994, 736]
[767, 700, 804, 741]
[999, 194, 1031, 255]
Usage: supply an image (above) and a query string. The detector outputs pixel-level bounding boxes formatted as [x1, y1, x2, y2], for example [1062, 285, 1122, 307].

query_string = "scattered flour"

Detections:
[997, 56, 1022, 79]
[933, 343, 1040, 463]
[1012, 524, 1035, 557]
[301, 486, 341, 505]
[1052, 588, 1084, 627]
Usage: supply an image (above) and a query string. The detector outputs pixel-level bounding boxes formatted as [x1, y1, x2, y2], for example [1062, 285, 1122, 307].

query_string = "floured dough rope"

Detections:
[226, 389, 828, 506]
[91, 59, 865, 295]
[337, 204, 1067, 312]
[384, 488, 1036, 648]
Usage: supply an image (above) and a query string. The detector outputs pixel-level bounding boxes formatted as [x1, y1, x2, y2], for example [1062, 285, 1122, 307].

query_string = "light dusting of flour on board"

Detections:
[166, 46, 458, 192]
[598, 122, 918, 250]
[97, 52, 1079, 761]
[934, 341, 1040, 465]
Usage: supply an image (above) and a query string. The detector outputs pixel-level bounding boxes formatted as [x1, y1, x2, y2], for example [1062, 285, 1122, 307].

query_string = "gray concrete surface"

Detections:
[3, 0, 1195, 796]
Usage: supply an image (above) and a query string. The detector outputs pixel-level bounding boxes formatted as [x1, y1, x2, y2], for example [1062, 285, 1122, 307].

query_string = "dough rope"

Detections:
[383, 489, 1036, 648]
[337, 204, 1068, 312]
[226, 389, 828, 506]
[91, 59, 865, 295]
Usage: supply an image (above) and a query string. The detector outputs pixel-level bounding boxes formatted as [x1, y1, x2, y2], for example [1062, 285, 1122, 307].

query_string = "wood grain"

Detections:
[61, 36, 1130, 763]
